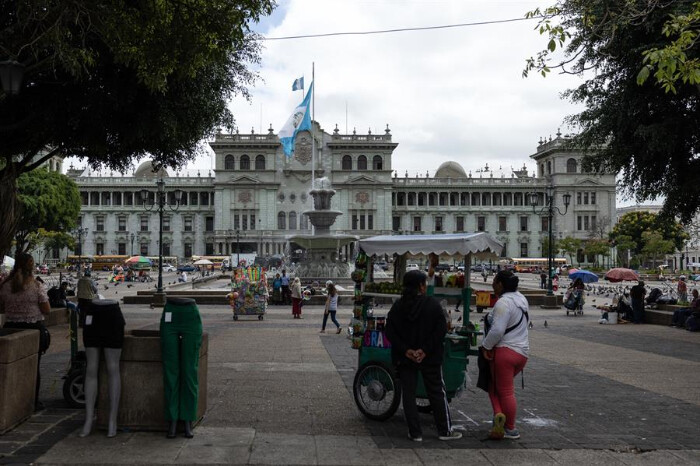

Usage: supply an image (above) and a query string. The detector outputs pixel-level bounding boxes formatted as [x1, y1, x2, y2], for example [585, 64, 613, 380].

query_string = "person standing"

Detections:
[630, 280, 647, 324]
[0, 253, 51, 411]
[385, 270, 462, 442]
[320, 281, 341, 334]
[481, 270, 529, 440]
[272, 273, 282, 305]
[280, 270, 290, 305]
[539, 271, 547, 289]
[290, 277, 302, 319]
[678, 276, 688, 303]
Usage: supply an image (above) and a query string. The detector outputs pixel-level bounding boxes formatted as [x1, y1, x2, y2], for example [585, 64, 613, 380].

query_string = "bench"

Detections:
[0, 307, 69, 328]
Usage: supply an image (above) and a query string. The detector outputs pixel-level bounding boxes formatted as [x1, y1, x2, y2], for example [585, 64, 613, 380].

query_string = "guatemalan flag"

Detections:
[292, 76, 304, 91]
[279, 82, 313, 157]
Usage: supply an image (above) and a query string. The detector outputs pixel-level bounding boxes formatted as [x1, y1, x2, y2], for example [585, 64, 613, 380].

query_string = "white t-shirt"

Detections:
[328, 294, 338, 311]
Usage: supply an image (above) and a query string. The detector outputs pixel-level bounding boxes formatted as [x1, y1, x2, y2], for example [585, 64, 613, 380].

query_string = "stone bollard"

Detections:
[95, 329, 208, 431]
[0, 329, 39, 434]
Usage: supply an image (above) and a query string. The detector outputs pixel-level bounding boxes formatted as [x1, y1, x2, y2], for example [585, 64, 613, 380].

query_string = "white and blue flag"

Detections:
[279, 82, 313, 157]
[292, 76, 304, 91]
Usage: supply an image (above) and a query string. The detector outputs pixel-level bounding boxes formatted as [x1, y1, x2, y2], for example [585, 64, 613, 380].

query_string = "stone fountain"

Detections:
[288, 178, 357, 278]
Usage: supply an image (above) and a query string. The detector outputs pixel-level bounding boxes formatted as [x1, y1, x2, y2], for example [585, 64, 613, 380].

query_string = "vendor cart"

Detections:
[229, 267, 267, 321]
[475, 290, 498, 313]
[350, 233, 503, 420]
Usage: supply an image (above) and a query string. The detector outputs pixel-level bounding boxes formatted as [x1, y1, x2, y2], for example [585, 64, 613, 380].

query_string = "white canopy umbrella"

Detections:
[193, 259, 214, 266]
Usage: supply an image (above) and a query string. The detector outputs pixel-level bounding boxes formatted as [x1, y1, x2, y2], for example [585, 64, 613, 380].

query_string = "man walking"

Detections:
[280, 270, 290, 305]
[630, 280, 647, 324]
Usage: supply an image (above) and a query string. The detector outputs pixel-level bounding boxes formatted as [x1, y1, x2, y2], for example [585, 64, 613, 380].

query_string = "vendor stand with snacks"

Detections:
[228, 267, 268, 321]
[349, 233, 503, 420]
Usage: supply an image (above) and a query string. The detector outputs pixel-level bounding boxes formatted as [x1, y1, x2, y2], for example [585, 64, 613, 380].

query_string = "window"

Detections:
[342, 155, 352, 170]
[352, 214, 358, 230]
[520, 216, 528, 232]
[360, 215, 366, 230]
[577, 216, 582, 230]
[189, 192, 198, 205]
[357, 155, 367, 170]
[113, 192, 122, 206]
[234, 214, 240, 230]
[407, 192, 416, 206]
[255, 155, 265, 170]
[584, 216, 589, 230]
[163, 243, 171, 256]
[541, 216, 549, 232]
[577, 192, 582, 205]
[240, 155, 250, 170]
[118, 216, 126, 231]
[591, 192, 596, 205]
[205, 216, 214, 232]
[300, 213, 308, 230]
[520, 242, 528, 257]
[242, 214, 248, 230]
[184, 243, 192, 258]
[591, 215, 597, 230]
[372, 155, 383, 170]
[201, 192, 209, 205]
[419, 193, 426, 206]
[140, 243, 148, 256]
[413, 216, 422, 232]
[94, 216, 104, 232]
[205, 243, 214, 255]
[456, 216, 464, 232]
[140, 215, 149, 232]
[118, 243, 126, 255]
[278, 212, 286, 230]
[493, 193, 502, 206]
[547, 161, 552, 174]
[566, 158, 577, 173]
[477, 216, 485, 232]
[96, 243, 104, 255]
[435, 216, 443, 232]
[251, 214, 256, 230]
[289, 211, 297, 230]
[368, 214, 374, 230]
[163, 216, 170, 232]
[584, 192, 589, 205]
[514, 193, 523, 206]
[498, 216, 507, 232]
[225, 154, 235, 169]
[428, 193, 436, 206]
[184, 216, 193, 232]
[392, 216, 401, 231]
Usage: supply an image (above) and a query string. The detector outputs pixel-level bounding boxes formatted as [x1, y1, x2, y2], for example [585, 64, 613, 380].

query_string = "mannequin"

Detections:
[160, 297, 202, 439]
[79, 298, 125, 438]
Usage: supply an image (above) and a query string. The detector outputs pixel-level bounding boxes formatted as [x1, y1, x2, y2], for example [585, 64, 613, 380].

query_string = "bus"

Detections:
[509, 257, 568, 273]
[190, 255, 229, 270]
[67, 255, 128, 271]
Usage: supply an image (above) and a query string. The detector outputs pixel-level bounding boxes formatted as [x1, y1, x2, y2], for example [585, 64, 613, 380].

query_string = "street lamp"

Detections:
[74, 227, 89, 275]
[141, 177, 183, 307]
[529, 185, 571, 296]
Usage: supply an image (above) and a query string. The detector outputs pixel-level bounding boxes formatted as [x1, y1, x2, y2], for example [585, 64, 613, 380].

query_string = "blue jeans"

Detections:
[321, 310, 340, 330]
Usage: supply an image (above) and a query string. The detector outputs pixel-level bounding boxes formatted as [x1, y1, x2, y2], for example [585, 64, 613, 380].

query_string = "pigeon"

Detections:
[544, 320, 548, 328]
[528, 321, 533, 329]
[103, 285, 109, 290]
[127, 284, 133, 288]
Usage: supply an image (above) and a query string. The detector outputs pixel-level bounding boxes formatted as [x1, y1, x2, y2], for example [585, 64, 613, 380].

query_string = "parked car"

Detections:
[434, 263, 452, 272]
[406, 263, 420, 271]
[374, 260, 390, 271]
[471, 265, 484, 272]
[162, 263, 176, 272]
[177, 264, 196, 272]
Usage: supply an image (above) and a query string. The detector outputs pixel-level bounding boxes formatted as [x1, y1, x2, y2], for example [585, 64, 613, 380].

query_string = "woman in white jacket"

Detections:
[481, 270, 529, 440]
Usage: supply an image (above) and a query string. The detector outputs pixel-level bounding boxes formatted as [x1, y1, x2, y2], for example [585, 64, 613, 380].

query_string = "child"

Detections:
[320, 281, 341, 334]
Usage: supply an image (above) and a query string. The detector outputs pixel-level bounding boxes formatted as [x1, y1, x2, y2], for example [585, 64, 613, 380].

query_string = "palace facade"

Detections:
[67, 123, 616, 264]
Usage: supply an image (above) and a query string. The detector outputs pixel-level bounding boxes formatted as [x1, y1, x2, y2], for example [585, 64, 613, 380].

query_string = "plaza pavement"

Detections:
[1, 276, 700, 464]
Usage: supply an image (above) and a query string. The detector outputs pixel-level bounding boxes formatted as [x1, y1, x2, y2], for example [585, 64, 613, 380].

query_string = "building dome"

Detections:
[133, 160, 169, 178]
[434, 161, 467, 179]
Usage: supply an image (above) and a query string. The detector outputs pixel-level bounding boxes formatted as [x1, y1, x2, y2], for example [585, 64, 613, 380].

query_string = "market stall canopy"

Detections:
[358, 233, 503, 259]
[193, 259, 214, 266]
[604, 267, 639, 282]
[569, 269, 599, 283]
[124, 256, 152, 269]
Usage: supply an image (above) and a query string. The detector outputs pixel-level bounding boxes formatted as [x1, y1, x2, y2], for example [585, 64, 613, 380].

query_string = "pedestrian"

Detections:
[291, 277, 302, 319]
[0, 253, 51, 411]
[671, 289, 699, 327]
[539, 271, 547, 289]
[320, 281, 341, 334]
[280, 270, 290, 305]
[678, 276, 688, 303]
[272, 273, 282, 305]
[385, 270, 462, 442]
[481, 269, 529, 440]
[630, 280, 647, 324]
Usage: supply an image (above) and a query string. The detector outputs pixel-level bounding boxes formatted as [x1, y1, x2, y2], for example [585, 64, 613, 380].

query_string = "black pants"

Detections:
[397, 363, 452, 437]
[4, 321, 49, 404]
[632, 299, 645, 324]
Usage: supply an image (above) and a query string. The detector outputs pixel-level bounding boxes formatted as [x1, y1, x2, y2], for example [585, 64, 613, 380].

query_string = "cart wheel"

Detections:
[258, 315, 264, 321]
[63, 370, 86, 408]
[416, 398, 433, 414]
[353, 362, 401, 421]
[233, 314, 238, 321]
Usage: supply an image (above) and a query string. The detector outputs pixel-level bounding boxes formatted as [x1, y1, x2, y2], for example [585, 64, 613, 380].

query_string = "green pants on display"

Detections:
[160, 298, 202, 422]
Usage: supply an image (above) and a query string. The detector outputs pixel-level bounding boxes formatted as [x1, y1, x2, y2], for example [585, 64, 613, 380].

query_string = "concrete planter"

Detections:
[0, 329, 39, 434]
[96, 329, 208, 431]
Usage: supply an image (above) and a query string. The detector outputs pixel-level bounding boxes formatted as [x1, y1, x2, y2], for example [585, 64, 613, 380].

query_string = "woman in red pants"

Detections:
[480, 270, 529, 440]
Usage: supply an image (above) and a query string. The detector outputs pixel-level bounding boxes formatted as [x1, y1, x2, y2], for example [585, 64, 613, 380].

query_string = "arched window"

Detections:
[225, 155, 235, 170]
[566, 158, 577, 173]
[342, 155, 352, 170]
[240, 155, 250, 170]
[255, 155, 265, 170]
[300, 213, 308, 230]
[372, 155, 383, 170]
[289, 211, 297, 230]
[277, 212, 286, 230]
[357, 155, 367, 170]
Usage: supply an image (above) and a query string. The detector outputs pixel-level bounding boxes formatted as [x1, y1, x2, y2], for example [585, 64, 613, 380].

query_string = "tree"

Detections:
[613, 234, 637, 268]
[0, 1, 275, 256]
[15, 168, 81, 253]
[524, 2, 700, 222]
[541, 237, 558, 259]
[583, 238, 610, 267]
[609, 211, 688, 258]
[641, 231, 675, 268]
[26, 228, 76, 264]
[558, 236, 582, 266]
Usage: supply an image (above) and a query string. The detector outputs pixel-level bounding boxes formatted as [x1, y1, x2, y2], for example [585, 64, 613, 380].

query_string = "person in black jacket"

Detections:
[386, 270, 462, 442]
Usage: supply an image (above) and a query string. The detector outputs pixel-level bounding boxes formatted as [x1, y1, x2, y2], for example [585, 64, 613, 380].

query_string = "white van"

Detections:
[406, 263, 420, 271]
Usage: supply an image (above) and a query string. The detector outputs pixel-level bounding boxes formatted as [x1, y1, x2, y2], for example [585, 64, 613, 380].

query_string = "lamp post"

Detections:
[236, 229, 241, 268]
[141, 178, 182, 307]
[529, 185, 571, 296]
[74, 227, 89, 275]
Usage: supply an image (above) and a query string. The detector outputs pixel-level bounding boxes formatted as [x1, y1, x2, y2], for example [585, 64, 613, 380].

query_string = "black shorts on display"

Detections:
[82, 299, 126, 348]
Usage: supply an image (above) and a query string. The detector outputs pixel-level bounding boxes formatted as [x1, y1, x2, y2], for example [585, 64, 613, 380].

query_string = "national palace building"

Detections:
[65, 122, 616, 264]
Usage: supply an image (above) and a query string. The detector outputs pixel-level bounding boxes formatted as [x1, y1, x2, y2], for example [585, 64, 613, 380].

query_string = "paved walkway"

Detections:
[1, 295, 700, 465]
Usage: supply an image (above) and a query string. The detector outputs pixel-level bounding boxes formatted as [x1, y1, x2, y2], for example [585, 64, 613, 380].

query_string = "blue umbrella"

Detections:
[569, 269, 599, 283]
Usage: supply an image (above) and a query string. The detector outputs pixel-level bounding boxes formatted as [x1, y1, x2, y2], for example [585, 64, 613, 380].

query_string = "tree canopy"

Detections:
[525, 1, 700, 222]
[609, 211, 688, 258]
[0, 0, 275, 256]
[15, 168, 81, 253]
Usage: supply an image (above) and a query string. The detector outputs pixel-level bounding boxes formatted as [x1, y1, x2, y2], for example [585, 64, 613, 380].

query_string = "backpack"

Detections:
[685, 315, 700, 332]
[646, 288, 663, 304]
[47, 286, 65, 307]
